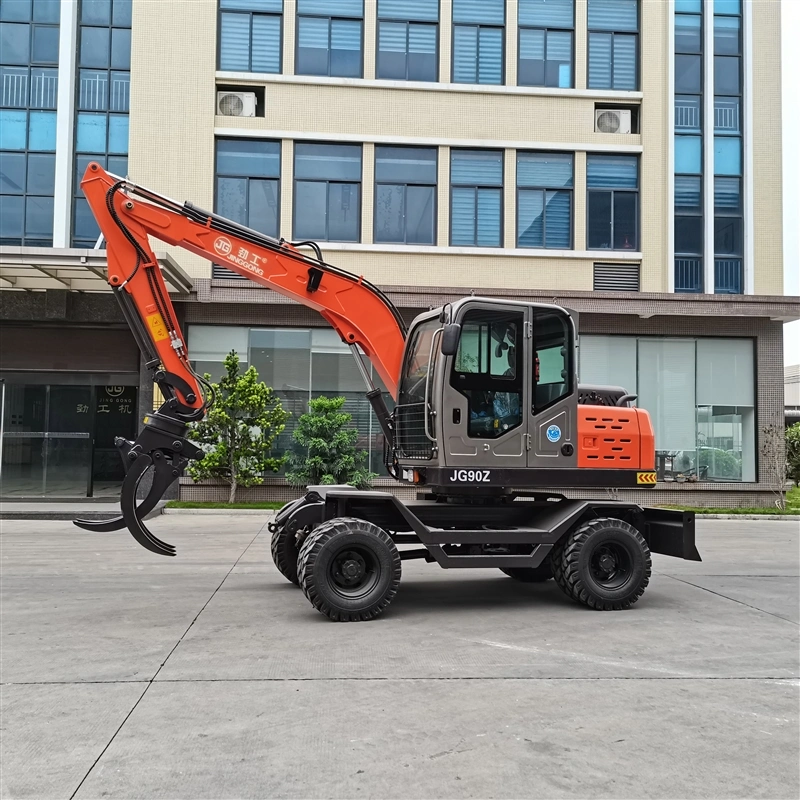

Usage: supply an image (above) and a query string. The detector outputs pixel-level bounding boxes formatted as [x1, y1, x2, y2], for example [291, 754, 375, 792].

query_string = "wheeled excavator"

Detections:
[74, 163, 700, 621]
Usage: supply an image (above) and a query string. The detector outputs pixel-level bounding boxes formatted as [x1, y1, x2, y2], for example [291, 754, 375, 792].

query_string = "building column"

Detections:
[437, 146, 450, 246]
[283, 0, 296, 75]
[363, 0, 377, 80]
[53, 0, 79, 248]
[280, 139, 294, 241]
[503, 148, 516, 248]
[667, 0, 675, 292]
[439, 0, 453, 83]
[505, 2, 518, 86]
[574, 151, 587, 251]
[743, 0, 754, 294]
[361, 142, 375, 244]
[703, 0, 715, 294]
[574, 0, 588, 91]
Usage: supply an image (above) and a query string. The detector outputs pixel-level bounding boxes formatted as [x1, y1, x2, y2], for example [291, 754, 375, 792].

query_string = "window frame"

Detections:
[373, 145, 438, 244]
[586, 0, 640, 91]
[293, 141, 363, 243]
[516, 0, 575, 89]
[586, 155, 640, 252]
[449, 148, 504, 248]
[515, 151, 574, 250]
[295, 2, 364, 78]
[451, 22, 505, 85]
[217, 3, 284, 74]
[375, 18, 440, 82]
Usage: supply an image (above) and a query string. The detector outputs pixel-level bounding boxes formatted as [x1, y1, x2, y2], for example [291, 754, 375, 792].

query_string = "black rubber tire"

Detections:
[298, 517, 401, 622]
[551, 517, 651, 610]
[500, 562, 553, 582]
[270, 526, 300, 586]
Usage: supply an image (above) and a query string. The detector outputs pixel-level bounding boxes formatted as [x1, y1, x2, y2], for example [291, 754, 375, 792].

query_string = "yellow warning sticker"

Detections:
[636, 472, 657, 485]
[146, 312, 169, 342]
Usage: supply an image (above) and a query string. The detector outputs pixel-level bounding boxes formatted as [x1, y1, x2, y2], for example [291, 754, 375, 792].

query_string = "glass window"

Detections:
[675, 135, 702, 174]
[675, 215, 703, 255]
[675, 13, 701, 53]
[675, 95, 701, 132]
[714, 0, 740, 14]
[0, 109, 27, 149]
[587, 154, 638, 250]
[76, 112, 107, 152]
[714, 176, 740, 212]
[714, 216, 742, 255]
[675, 53, 701, 93]
[31, 24, 58, 63]
[0, 194, 24, 239]
[110, 27, 130, 69]
[377, 1, 438, 81]
[0, 151, 26, 193]
[518, 0, 573, 88]
[587, 0, 638, 89]
[517, 152, 572, 249]
[219, 1, 283, 74]
[294, 142, 361, 242]
[714, 136, 740, 175]
[26, 151, 54, 193]
[714, 15, 740, 55]
[675, 176, 702, 213]
[1, 0, 32, 21]
[533, 308, 571, 412]
[82, 0, 111, 25]
[450, 149, 502, 247]
[714, 96, 740, 133]
[214, 138, 281, 244]
[676, 0, 701, 9]
[0, 22, 30, 63]
[374, 146, 436, 244]
[80, 26, 109, 67]
[452, 0, 504, 85]
[451, 308, 524, 439]
[27, 108, 55, 150]
[297, 0, 363, 78]
[714, 55, 740, 95]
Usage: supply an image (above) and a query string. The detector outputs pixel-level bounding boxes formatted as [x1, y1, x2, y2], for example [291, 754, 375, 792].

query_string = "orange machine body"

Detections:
[577, 406, 656, 471]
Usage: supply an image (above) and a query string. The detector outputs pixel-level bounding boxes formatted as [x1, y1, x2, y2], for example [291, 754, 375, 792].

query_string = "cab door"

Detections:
[441, 302, 529, 468]
[527, 307, 578, 469]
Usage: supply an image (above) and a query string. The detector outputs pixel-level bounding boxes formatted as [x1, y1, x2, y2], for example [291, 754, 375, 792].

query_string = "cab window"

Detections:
[533, 309, 572, 412]
[451, 309, 523, 439]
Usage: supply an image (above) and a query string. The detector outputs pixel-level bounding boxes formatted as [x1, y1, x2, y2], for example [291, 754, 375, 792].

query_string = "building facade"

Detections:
[1, 0, 798, 504]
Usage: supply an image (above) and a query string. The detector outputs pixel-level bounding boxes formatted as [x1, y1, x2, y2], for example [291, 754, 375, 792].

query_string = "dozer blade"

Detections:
[73, 458, 177, 533]
[118, 454, 176, 557]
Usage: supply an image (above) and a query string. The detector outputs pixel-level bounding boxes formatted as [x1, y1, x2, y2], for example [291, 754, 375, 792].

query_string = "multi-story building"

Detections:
[1, 0, 797, 505]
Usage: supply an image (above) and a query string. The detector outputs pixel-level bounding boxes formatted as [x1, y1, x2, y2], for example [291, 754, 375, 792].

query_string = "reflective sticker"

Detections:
[146, 312, 169, 342]
[546, 425, 562, 443]
[636, 472, 657, 484]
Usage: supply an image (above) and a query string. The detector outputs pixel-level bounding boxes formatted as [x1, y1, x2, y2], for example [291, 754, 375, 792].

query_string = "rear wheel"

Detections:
[552, 518, 651, 610]
[270, 526, 300, 586]
[298, 517, 401, 622]
[500, 562, 553, 583]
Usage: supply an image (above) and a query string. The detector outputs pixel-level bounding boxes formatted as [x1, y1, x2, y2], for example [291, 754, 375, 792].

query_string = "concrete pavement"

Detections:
[1, 516, 798, 799]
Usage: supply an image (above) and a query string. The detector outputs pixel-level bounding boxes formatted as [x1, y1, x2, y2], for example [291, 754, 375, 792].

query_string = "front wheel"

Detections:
[297, 517, 401, 622]
[552, 518, 651, 610]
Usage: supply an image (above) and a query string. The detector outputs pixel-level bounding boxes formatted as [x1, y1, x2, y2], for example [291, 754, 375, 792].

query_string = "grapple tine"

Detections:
[73, 455, 180, 533]
[120, 455, 176, 557]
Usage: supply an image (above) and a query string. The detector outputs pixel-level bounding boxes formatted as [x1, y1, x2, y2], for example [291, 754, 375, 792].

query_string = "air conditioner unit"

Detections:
[216, 91, 257, 117]
[595, 108, 632, 134]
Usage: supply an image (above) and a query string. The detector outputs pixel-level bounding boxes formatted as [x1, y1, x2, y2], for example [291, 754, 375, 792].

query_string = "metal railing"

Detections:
[674, 257, 703, 293]
[714, 258, 742, 294]
[394, 402, 434, 460]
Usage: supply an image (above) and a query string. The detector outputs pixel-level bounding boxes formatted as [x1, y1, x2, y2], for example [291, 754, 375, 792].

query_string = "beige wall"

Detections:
[127, 0, 781, 297]
[751, 0, 783, 296]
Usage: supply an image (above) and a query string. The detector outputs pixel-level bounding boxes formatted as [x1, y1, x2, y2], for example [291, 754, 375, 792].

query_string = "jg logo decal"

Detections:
[546, 425, 562, 443]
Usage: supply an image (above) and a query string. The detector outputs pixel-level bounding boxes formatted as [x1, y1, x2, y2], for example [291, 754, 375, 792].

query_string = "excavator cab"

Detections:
[392, 298, 653, 492]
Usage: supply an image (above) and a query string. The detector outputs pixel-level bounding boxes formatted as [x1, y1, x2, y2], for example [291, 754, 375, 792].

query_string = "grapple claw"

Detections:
[73, 458, 177, 533]
[119, 454, 177, 556]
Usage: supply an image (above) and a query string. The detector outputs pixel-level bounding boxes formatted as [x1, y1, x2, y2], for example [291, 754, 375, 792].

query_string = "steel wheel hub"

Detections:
[590, 542, 632, 589]
[333, 550, 368, 588]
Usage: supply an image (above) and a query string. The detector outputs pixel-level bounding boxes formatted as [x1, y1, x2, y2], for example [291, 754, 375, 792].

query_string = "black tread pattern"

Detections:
[551, 517, 651, 610]
[297, 517, 401, 622]
[270, 526, 300, 586]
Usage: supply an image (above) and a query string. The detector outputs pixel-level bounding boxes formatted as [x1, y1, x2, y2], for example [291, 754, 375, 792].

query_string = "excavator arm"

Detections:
[74, 163, 407, 554]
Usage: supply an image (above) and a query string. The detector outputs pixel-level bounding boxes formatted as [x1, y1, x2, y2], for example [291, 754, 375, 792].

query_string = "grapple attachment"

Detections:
[73, 407, 203, 556]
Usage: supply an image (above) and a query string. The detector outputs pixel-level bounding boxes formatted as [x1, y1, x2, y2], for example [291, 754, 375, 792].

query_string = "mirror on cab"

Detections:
[441, 323, 461, 356]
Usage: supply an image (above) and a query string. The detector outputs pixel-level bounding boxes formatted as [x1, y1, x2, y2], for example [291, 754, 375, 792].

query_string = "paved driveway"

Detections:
[1, 516, 798, 799]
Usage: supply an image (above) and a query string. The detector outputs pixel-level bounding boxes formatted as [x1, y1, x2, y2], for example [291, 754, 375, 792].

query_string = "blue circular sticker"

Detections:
[546, 425, 562, 443]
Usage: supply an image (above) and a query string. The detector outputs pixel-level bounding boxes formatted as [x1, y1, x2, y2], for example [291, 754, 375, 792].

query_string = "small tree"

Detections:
[285, 395, 376, 489]
[786, 423, 800, 487]
[187, 351, 289, 503]
[760, 423, 787, 509]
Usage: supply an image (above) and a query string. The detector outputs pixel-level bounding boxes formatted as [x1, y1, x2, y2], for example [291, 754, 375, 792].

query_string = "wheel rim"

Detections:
[589, 541, 633, 590]
[329, 546, 380, 599]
